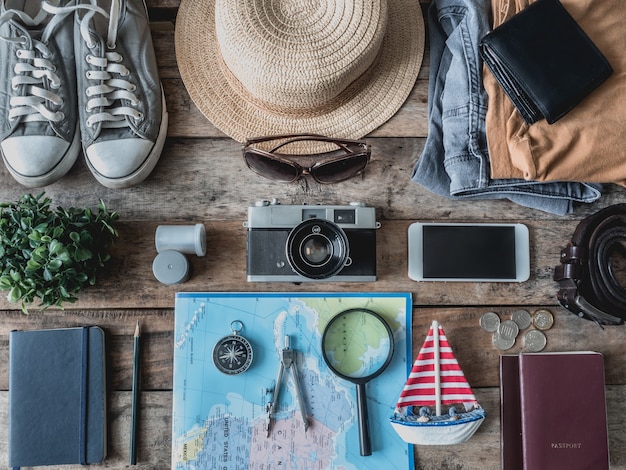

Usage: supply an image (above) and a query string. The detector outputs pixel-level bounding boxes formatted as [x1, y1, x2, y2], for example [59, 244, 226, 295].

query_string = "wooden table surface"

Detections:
[2, 1, 626, 469]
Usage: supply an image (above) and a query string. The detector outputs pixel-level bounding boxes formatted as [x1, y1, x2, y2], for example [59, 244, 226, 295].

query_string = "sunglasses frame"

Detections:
[242, 134, 371, 184]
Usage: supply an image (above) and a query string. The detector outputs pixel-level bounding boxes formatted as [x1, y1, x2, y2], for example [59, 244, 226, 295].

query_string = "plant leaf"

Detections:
[8, 286, 21, 303]
[0, 192, 118, 312]
[26, 259, 41, 271]
[74, 247, 92, 262]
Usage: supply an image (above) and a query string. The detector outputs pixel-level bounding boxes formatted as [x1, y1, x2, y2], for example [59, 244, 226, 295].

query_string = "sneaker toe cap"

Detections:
[86, 139, 154, 179]
[1, 136, 70, 176]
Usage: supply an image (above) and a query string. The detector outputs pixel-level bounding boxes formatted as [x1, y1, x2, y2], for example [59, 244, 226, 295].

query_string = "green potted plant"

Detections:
[0, 193, 119, 313]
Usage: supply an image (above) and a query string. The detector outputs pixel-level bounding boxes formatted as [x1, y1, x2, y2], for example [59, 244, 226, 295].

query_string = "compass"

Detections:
[212, 320, 254, 375]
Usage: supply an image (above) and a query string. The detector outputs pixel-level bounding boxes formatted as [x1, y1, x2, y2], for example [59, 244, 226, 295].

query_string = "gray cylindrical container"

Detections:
[155, 224, 206, 257]
[152, 250, 191, 284]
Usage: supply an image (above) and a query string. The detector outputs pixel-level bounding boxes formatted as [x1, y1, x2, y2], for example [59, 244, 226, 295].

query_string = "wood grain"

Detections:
[1, 1, 625, 469]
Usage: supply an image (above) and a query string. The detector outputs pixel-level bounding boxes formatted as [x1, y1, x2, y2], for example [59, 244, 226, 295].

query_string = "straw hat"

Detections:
[175, 0, 425, 142]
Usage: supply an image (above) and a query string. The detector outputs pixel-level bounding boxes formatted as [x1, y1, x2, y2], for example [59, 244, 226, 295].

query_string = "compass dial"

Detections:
[212, 334, 253, 375]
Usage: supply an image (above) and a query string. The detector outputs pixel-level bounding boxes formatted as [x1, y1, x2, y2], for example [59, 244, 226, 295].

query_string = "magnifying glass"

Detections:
[321, 308, 394, 456]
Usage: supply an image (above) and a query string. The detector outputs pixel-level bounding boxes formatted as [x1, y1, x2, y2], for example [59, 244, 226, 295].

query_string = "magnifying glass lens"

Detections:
[323, 311, 393, 379]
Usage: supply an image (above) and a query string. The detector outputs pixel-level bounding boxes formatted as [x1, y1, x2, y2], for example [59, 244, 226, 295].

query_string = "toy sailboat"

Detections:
[390, 320, 486, 445]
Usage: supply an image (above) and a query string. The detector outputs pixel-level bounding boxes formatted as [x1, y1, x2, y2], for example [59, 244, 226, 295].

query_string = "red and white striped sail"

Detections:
[395, 321, 477, 414]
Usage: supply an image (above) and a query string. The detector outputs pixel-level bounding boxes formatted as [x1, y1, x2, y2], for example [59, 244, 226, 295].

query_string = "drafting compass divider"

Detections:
[266, 335, 309, 436]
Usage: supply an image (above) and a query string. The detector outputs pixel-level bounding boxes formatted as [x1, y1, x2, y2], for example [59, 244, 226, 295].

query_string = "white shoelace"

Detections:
[73, 0, 143, 129]
[3, 0, 143, 131]
[0, 1, 74, 123]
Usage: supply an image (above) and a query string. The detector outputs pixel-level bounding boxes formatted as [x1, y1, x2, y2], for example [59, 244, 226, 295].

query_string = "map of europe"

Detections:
[172, 292, 413, 469]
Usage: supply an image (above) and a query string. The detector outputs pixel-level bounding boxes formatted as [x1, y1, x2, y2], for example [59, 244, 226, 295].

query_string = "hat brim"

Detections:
[175, 0, 425, 142]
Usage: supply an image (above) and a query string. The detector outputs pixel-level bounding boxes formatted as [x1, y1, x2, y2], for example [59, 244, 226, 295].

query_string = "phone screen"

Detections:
[422, 225, 517, 279]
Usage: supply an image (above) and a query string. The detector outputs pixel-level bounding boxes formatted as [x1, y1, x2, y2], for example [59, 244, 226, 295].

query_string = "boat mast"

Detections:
[433, 320, 441, 416]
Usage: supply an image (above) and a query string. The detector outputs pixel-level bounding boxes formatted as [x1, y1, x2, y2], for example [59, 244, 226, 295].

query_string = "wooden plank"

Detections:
[1, 387, 625, 470]
[0, 218, 592, 311]
[0, 136, 622, 223]
[0, 391, 173, 469]
[411, 385, 626, 469]
[410, 307, 626, 388]
[1, 307, 625, 392]
[0, 310, 174, 391]
[0, 208, 622, 311]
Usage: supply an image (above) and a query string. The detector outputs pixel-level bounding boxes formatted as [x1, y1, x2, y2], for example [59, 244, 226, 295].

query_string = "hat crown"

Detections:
[215, 0, 388, 111]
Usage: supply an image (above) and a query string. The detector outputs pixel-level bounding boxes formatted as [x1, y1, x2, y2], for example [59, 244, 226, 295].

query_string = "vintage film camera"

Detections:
[244, 200, 379, 282]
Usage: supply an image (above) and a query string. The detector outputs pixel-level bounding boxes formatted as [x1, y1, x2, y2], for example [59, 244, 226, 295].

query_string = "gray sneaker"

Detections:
[74, 0, 167, 189]
[0, 0, 80, 187]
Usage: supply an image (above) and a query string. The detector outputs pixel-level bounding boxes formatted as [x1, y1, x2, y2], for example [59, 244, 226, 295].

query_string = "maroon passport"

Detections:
[500, 355, 523, 470]
[500, 352, 609, 470]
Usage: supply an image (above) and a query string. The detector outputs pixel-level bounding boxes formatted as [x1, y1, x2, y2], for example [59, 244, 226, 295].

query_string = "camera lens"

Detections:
[302, 237, 331, 264]
[287, 219, 349, 279]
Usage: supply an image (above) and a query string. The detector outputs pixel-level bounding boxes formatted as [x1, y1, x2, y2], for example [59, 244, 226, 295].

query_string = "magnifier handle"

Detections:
[356, 383, 371, 456]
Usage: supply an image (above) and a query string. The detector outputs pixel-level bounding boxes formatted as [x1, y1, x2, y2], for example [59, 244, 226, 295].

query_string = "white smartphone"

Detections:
[408, 222, 530, 282]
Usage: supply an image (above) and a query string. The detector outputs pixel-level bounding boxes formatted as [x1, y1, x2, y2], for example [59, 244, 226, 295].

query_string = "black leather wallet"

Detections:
[479, 0, 613, 124]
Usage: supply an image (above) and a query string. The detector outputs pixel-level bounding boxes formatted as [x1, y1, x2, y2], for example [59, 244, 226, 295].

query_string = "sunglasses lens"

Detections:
[244, 150, 299, 182]
[312, 153, 369, 183]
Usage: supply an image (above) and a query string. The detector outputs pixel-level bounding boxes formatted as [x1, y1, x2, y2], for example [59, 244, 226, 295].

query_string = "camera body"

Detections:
[245, 200, 379, 282]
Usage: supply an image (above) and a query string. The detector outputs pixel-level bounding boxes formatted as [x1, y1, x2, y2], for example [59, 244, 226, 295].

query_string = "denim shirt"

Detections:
[410, 0, 601, 215]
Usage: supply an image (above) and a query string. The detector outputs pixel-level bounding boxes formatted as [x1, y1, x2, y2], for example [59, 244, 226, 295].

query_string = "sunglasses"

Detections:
[242, 134, 371, 184]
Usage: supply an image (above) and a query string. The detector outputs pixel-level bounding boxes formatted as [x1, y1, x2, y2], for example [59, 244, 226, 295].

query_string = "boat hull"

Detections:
[389, 411, 486, 445]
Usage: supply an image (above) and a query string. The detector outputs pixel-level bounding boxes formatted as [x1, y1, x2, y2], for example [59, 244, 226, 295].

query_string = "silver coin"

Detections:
[511, 309, 532, 330]
[480, 312, 500, 332]
[532, 309, 554, 331]
[492, 331, 515, 351]
[524, 329, 547, 352]
[498, 319, 520, 340]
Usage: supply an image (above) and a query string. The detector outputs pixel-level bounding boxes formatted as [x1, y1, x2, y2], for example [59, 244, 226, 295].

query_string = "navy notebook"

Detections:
[9, 326, 107, 467]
